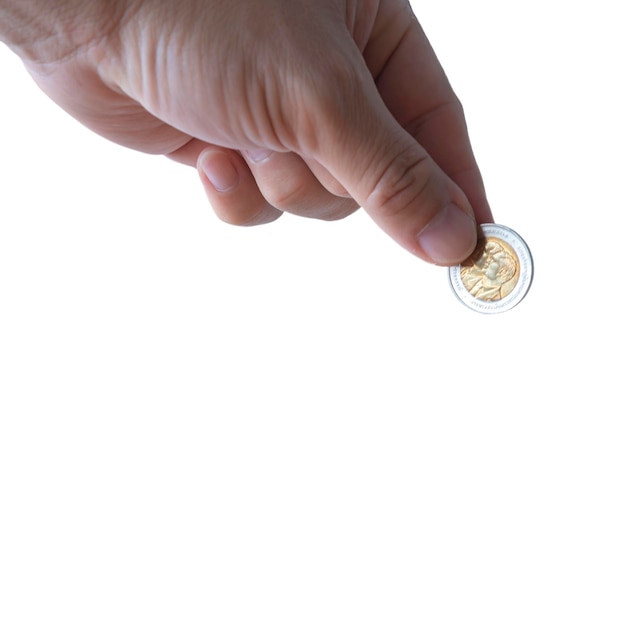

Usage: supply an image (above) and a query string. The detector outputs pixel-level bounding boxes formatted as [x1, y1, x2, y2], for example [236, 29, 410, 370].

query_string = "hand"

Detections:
[2, 0, 493, 264]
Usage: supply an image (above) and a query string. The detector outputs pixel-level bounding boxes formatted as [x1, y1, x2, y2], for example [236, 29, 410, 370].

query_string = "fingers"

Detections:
[197, 146, 358, 226]
[241, 149, 358, 220]
[172, 140, 283, 226]
[198, 148, 282, 226]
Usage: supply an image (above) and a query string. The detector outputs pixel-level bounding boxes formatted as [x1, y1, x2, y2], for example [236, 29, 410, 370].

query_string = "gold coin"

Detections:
[448, 224, 533, 313]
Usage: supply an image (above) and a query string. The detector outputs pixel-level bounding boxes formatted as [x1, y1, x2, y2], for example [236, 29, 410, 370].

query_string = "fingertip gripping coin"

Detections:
[448, 224, 533, 314]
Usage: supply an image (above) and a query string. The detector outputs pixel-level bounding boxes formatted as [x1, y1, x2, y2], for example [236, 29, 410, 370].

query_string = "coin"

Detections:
[448, 224, 533, 314]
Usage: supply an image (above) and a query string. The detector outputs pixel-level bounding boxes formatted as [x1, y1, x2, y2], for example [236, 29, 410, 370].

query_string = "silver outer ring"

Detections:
[448, 224, 533, 314]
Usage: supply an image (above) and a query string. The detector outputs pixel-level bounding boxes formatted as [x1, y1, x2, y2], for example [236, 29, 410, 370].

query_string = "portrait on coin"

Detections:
[460, 239, 519, 302]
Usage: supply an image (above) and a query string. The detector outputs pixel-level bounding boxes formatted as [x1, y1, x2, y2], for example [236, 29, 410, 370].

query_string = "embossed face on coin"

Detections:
[449, 224, 533, 313]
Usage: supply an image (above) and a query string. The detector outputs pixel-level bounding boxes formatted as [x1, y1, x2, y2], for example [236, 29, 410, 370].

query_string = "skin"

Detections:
[0, 0, 493, 265]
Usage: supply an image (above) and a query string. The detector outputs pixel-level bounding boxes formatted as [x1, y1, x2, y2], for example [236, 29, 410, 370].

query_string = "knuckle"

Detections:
[213, 203, 275, 227]
[213, 207, 252, 226]
[262, 182, 358, 220]
[317, 199, 360, 222]
[262, 178, 308, 212]
[367, 147, 434, 221]
[321, 177, 351, 199]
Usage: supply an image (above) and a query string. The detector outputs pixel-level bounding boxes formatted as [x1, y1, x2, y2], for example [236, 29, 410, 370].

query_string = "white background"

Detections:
[1, 1, 624, 624]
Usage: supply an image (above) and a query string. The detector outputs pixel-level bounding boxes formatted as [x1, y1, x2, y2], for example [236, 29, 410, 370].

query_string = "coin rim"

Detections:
[448, 224, 533, 314]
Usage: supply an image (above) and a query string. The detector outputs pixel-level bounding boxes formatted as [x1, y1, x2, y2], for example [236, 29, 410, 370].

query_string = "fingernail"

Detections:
[245, 148, 273, 163]
[199, 153, 239, 192]
[417, 203, 477, 265]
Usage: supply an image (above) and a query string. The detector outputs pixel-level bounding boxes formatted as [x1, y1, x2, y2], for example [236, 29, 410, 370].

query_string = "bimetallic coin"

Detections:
[448, 224, 533, 314]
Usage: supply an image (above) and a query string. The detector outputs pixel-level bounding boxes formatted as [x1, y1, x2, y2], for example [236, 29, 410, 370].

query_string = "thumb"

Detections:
[358, 126, 478, 266]
[303, 61, 478, 265]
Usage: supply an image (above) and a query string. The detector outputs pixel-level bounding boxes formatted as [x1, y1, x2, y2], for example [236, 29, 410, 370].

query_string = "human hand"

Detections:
[1, 0, 493, 265]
